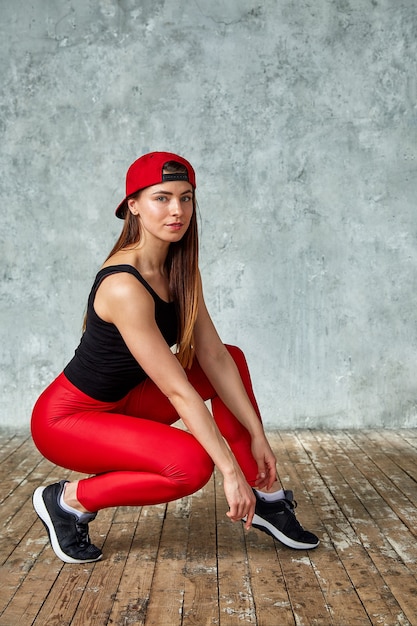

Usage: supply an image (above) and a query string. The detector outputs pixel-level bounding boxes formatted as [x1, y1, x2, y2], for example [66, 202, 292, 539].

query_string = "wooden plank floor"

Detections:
[1, 429, 416, 626]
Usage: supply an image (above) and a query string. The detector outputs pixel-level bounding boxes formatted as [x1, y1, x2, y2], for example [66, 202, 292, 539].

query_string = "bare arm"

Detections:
[193, 278, 277, 489]
[94, 272, 255, 525]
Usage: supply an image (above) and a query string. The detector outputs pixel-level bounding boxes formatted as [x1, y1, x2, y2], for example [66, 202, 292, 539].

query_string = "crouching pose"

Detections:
[31, 151, 319, 563]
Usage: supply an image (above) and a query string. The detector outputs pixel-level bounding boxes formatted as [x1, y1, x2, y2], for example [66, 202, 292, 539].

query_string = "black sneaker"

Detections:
[33, 480, 102, 564]
[250, 490, 320, 550]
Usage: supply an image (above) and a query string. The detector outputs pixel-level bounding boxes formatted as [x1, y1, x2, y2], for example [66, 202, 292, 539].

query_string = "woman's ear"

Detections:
[128, 199, 139, 216]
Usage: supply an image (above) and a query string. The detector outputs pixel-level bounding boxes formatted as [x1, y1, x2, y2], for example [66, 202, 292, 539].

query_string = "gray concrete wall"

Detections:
[1, 0, 416, 430]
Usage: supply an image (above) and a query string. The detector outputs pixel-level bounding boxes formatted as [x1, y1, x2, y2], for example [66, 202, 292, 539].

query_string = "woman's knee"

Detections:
[169, 437, 214, 495]
[187, 447, 214, 492]
[185, 460, 214, 494]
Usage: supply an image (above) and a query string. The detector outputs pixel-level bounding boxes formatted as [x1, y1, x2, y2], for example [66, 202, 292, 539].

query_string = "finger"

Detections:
[227, 500, 248, 522]
[254, 477, 267, 489]
[226, 502, 239, 522]
[254, 461, 267, 487]
[254, 470, 269, 489]
[227, 497, 253, 523]
[257, 461, 266, 481]
[243, 504, 255, 531]
[266, 463, 278, 489]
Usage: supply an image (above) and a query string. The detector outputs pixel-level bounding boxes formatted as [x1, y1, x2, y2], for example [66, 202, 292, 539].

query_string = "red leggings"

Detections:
[31, 345, 262, 512]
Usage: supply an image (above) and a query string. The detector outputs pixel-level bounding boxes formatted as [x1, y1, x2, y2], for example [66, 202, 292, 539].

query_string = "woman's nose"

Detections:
[170, 198, 182, 215]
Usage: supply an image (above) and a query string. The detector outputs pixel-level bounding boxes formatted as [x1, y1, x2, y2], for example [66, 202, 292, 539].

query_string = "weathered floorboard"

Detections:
[0, 430, 416, 626]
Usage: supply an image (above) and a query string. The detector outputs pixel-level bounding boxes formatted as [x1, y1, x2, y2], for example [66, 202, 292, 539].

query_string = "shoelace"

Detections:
[75, 522, 91, 548]
[282, 499, 307, 533]
[283, 497, 298, 512]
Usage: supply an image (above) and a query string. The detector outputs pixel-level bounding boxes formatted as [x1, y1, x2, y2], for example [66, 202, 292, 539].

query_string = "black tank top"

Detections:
[64, 265, 178, 401]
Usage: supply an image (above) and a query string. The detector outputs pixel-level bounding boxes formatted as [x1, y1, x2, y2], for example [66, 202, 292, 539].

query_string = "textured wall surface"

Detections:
[1, 0, 416, 429]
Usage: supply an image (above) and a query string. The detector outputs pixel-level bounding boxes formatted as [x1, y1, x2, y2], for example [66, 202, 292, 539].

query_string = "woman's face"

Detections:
[128, 180, 194, 245]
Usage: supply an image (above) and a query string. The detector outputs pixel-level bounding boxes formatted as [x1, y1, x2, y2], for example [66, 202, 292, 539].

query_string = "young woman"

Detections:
[31, 151, 319, 564]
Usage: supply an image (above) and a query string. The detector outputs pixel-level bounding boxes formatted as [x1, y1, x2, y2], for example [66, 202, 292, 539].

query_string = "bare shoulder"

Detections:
[95, 271, 154, 324]
[98, 271, 146, 297]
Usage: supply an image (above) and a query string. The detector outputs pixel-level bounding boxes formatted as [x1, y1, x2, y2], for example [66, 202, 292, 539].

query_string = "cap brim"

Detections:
[115, 198, 128, 219]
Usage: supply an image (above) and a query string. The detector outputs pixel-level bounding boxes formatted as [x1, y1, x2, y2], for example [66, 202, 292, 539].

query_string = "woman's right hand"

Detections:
[222, 468, 256, 530]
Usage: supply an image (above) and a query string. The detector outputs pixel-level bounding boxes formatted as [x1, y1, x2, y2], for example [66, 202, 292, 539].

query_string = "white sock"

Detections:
[59, 490, 83, 519]
[254, 488, 286, 502]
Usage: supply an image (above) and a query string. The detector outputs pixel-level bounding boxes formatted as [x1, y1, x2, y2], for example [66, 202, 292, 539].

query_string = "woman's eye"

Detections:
[181, 196, 192, 202]
[156, 196, 167, 201]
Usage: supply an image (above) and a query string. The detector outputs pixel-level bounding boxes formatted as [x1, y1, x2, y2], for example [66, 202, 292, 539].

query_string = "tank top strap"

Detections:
[91, 264, 160, 301]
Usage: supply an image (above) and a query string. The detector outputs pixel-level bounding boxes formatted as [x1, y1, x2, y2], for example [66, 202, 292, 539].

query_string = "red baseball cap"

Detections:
[115, 151, 196, 219]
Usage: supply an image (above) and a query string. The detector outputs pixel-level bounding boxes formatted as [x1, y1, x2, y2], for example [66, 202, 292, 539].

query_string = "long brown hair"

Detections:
[100, 161, 199, 369]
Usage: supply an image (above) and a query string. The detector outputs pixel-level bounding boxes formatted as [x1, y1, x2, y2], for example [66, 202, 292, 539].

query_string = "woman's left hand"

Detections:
[251, 436, 277, 490]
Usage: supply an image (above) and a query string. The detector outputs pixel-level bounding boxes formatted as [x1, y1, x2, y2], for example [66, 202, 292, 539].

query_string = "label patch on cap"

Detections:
[162, 173, 189, 182]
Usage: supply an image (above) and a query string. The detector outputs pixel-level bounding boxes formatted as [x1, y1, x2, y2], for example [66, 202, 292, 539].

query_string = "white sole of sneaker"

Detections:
[33, 487, 103, 564]
[251, 513, 320, 550]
